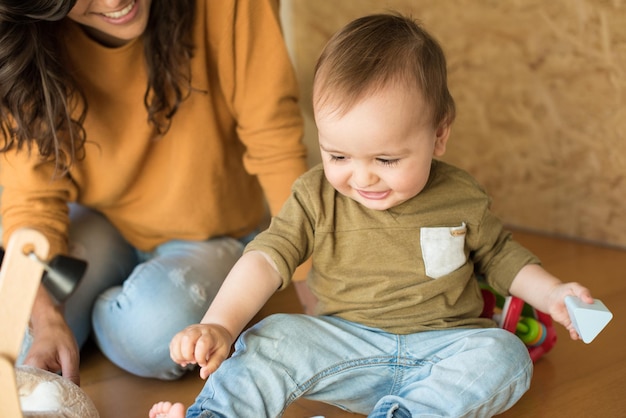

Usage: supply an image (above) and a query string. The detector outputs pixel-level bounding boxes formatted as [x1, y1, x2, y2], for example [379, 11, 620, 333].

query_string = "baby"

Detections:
[150, 12, 593, 418]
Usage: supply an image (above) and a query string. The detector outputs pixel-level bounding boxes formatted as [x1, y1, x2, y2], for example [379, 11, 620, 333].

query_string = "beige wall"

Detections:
[282, 0, 626, 248]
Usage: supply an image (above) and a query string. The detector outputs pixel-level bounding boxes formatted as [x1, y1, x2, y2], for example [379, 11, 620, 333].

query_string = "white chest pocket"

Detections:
[420, 223, 467, 279]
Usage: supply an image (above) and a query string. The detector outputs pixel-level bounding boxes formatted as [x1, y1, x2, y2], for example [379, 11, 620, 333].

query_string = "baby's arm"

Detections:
[509, 264, 593, 341]
[169, 250, 282, 379]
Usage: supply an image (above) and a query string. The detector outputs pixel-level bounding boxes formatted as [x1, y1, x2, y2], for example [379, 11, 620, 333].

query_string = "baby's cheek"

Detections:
[324, 170, 349, 192]
[393, 174, 428, 197]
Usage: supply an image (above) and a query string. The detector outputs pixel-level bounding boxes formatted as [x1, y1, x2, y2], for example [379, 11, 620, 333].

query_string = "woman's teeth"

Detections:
[102, 1, 135, 19]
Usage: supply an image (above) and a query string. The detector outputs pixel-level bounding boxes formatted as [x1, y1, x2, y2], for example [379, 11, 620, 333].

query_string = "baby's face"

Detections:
[315, 84, 449, 211]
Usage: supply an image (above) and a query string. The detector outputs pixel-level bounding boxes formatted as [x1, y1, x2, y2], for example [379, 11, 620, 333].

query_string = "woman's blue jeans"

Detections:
[187, 314, 533, 418]
[18, 205, 246, 380]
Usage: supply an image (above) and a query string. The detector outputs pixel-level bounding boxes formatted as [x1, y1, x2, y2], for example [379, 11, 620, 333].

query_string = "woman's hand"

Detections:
[26, 287, 80, 385]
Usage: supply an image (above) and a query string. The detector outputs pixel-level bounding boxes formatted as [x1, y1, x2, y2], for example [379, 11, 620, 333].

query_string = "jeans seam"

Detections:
[282, 356, 393, 415]
[288, 356, 392, 395]
[389, 334, 405, 396]
[282, 354, 429, 414]
[457, 355, 533, 417]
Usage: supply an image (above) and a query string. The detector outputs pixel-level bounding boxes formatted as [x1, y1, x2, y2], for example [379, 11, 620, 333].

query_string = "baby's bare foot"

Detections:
[149, 401, 185, 418]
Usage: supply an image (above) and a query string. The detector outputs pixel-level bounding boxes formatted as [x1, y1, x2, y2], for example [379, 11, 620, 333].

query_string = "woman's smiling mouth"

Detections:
[101, 0, 136, 19]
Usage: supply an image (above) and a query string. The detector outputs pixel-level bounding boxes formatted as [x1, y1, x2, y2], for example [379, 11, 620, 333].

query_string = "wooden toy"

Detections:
[0, 228, 98, 418]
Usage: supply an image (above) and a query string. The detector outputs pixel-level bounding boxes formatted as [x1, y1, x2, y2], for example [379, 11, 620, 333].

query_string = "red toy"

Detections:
[481, 285, 557, 362]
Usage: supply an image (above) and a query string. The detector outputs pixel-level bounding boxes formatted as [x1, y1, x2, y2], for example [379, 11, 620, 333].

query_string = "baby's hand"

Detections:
[545, 282, 593, 340]
[169, 323, 235, 379]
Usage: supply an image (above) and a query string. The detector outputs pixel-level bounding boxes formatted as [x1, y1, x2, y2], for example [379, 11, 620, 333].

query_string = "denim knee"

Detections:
[92, 238, 243, 379]
[91, 262, 209, 379]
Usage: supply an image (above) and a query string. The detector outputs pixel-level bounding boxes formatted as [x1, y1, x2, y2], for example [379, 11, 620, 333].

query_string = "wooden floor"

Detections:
[79, 230, 626, 417]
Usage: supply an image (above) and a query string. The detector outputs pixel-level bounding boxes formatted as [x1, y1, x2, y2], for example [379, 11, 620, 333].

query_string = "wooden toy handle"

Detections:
[0, 228, 50, 418]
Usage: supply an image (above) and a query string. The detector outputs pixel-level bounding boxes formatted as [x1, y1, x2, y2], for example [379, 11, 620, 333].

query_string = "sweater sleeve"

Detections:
[0, 148, 76, 258]
[213, 0, 308, 216]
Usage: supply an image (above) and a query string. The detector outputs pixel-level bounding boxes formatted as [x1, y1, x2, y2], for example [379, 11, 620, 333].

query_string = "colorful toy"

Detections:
[480, 284, 557, 362]
[564, 295, 613, 344]
[515, 316, 547, 347]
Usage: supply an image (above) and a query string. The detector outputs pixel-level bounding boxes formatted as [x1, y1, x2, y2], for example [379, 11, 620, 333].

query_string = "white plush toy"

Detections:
[17, 366, 99, 418]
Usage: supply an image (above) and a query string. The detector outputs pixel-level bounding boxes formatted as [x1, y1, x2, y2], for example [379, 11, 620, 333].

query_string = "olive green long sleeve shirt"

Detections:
[246, 161, 540, 334]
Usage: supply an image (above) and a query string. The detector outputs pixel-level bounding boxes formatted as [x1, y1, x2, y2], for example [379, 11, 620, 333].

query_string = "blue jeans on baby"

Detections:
[18, 205, 247, 379]
[187, 314, 532, 418]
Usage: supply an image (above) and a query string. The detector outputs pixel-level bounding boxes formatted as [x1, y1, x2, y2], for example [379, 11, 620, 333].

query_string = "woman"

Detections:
[0, 0, 310, 384]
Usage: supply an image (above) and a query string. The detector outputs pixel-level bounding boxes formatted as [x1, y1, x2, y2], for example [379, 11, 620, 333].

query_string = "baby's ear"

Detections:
[433, 121, 451, 157]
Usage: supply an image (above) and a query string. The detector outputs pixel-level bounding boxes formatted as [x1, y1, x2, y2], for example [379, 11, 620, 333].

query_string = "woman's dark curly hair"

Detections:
[0, 0, 195, 172]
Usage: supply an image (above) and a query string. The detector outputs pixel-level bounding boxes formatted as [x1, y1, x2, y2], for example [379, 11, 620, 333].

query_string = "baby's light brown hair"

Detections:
[313, 13, 456, 129]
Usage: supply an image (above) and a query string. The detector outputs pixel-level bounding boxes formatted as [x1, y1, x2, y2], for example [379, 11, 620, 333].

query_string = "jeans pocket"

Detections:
[420, 223, 467, 278]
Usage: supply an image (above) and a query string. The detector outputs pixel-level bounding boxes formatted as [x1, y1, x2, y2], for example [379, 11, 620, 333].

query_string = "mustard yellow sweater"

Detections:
[0, 0, 307, 257]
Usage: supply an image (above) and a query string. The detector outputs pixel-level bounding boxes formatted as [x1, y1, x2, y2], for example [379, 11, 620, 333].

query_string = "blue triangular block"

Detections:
[565, 296, 613, 344]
